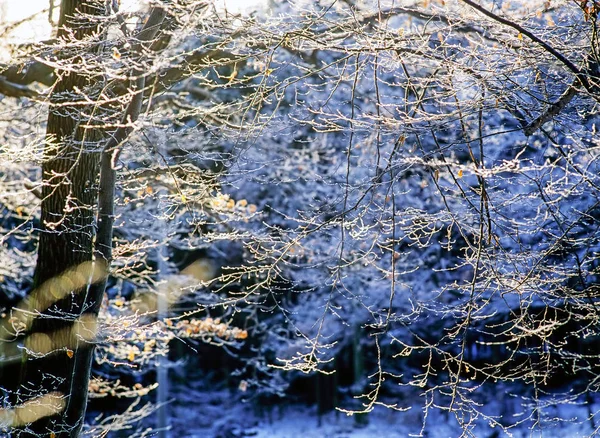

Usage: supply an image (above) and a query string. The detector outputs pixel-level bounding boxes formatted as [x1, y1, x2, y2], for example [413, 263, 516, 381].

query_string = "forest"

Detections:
[1, 0, 600, 436]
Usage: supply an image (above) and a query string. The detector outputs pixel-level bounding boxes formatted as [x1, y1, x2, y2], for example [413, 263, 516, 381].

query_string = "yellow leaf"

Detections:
[66, 349, 74, 359]
[128, 350, 135, 361]
[517, 32, 523, 41]
[112, 47, 121, 60]
[181, 194, 187, 202]
[457, 169, 463, 178]
[226, 199, 235, 209]
[145, 186, 153, 194]
[15, 206, 24, 217]
[227, 66, 238, 84]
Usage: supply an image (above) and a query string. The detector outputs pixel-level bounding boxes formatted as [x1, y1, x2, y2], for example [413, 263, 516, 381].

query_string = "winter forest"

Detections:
[1, 0, 600, 436]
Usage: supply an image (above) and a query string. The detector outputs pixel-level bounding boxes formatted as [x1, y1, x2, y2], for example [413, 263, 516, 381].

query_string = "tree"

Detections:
[217, 0, 600, 433]
[1, 0, 600, 436]
[0, 0, 238, 435]
[4, 1, 170, 436]
[19, 2, 108, 435]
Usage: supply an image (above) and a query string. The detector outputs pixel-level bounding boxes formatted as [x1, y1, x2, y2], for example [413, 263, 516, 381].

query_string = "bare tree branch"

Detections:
[524, 80, 580, 135]
[0, 75, 40, 98]
[460, 0, 594, 94]
[0, 60, 54, 87]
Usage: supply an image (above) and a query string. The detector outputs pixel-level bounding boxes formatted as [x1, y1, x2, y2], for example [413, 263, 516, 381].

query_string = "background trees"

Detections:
[1, 0, 600, 436]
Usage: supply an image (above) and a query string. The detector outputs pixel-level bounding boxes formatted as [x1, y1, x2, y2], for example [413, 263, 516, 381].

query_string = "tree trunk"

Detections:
[16, 1, 107, 436]
[13, 1, 167, 434]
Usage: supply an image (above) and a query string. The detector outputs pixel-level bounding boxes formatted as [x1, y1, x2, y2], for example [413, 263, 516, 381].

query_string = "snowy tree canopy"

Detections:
[1, 0, 600, 436]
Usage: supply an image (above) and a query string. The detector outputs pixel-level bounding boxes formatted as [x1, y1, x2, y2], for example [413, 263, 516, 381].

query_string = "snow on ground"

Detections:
[244, 405, 450, 438]
[164, 384, 599, 438]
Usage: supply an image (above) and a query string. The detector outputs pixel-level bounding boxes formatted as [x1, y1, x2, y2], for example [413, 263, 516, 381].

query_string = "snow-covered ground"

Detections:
[162, 382, 599, 438]
[170, 400, 598, 438]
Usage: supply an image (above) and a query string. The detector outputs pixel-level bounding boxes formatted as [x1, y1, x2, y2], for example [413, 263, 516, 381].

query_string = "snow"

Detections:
[163, 387, 599, 438]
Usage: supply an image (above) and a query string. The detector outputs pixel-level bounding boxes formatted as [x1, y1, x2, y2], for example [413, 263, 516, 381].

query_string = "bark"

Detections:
[0, 76, 41, 98]
[0, 61, 55, 87]
[14, 3, 168, 436]
[15, 1, 107, 437]
[524, 80, 580, 136]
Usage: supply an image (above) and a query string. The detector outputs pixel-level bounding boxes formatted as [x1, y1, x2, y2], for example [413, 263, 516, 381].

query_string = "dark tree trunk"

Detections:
[9, 1, 166, 435]
[15, 1, 107, 436]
